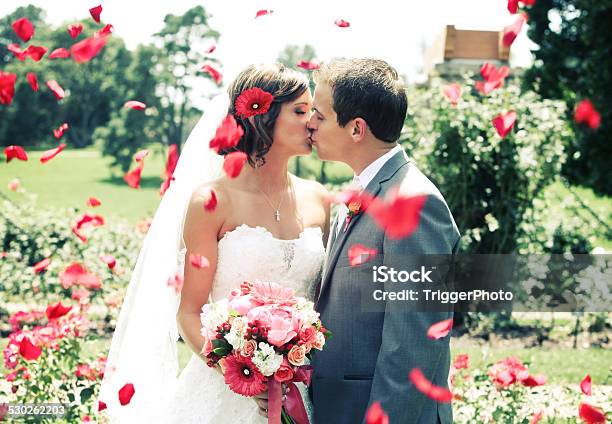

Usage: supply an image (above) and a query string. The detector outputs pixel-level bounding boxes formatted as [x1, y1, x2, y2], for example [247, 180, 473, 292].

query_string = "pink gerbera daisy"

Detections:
[223, 353, 267, 397]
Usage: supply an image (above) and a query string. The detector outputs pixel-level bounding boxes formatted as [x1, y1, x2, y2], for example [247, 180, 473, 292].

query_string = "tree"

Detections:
[95, 5, 221, 172]
[523, 0, 612, 195]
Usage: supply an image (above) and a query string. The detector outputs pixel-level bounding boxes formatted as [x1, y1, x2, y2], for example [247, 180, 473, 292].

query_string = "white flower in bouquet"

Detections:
[200, 298, 229, 334]
[225, 316, 249, 350]
[252, 342, 283, 377]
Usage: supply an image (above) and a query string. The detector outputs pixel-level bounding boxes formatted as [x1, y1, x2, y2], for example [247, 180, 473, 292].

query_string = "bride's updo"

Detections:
[223, 63, 309, 167]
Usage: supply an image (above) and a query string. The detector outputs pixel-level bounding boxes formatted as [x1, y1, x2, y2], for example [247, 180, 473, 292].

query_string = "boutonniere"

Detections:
[343, 199, 363, 232]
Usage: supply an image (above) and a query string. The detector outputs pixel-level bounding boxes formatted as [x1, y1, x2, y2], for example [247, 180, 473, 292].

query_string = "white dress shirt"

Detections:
[334, 144, 404, 236]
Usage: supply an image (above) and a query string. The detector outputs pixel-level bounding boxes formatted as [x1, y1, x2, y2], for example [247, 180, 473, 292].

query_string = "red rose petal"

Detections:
[98, 401, 107, 411]
[427, 318, 454, 340]
[201, 64, 223, 85]
[189, 253, 210, 269]
[335, 19, 351, 28]
[578, 403, 606, 424]
[4, 145, 28, 162]
[580, 374, 592, 396]
[367, 189, 428, 239]
[203, 188, 218, 212]
[443, 83, 461, 105]
[204, 43, 216, 54]
[167, 273, 184, 294]
[209, 115, 244, 153]
[68, 23, 83, 39]
[520, 373, 546, 387]
[32, 257, 51, 273]
[53, 123, 70, 139]
[18, 336, 42, 361]
[7, 43, 27, 61]
[12, 17, 35, 42]
[296, 60, 320, 71]
[124, 100, 146, 110]
[124, 162, 144, 189]
[531, 410, 544, 424]
[87, 197, 102, 207]
[408, 368, 453, 403]
[223, 151, 248, 178]
[49, 48, 71, 59]
[255, 9, 274, 18]
[71, 36, 108, 63]
[492, 110, 517, 138]
[0, 72, 18, 105]
[45, 301, 72, 320]
[118, 383, 135, 406]
[40, 144, 66, 164]
[365, 401, 389, 424]
[89, 5, 103, 23]
[503, 13, 527, 47]
[25, 45, 48, 62]
[96, 24, 113, 37]
[508, 0, 519, 14]
[100, 254, 116, 269]
[574, 99, 601, 130]
[46, 80, 65, 100]
[27, 73, 38, 92]
[134, 149, 149, 162]
[348, 244, 378, 266]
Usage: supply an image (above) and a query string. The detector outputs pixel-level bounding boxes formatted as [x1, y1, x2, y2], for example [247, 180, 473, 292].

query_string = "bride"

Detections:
[98, 63, 330, 423]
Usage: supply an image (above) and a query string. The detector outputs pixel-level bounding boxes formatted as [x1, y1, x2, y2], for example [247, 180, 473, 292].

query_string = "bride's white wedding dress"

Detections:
[164, 224, 325, 423]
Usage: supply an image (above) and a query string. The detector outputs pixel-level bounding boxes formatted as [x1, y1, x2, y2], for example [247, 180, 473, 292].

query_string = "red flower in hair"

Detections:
[223, 353, 267, 397]
[235, 87, 274, 118]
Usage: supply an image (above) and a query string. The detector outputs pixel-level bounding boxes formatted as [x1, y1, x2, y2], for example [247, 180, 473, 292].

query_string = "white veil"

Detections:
[98, 93, 230, 422]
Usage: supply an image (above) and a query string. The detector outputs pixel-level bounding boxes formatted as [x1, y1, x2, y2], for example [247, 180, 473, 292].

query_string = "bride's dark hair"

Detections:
[221, 63, 309, 167]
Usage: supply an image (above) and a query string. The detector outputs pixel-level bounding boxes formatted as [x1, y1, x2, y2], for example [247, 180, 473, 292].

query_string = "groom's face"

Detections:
[308, 82, 352, 161]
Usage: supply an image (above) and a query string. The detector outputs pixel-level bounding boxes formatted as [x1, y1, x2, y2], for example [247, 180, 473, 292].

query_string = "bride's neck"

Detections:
[236, 154, 290, 193]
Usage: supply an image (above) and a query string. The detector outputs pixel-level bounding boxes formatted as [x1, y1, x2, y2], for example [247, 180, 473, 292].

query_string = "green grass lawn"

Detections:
[0, 147, 353, 225]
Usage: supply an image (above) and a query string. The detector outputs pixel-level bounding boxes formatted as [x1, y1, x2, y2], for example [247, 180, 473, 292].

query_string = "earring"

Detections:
[254, 157, 265, 168]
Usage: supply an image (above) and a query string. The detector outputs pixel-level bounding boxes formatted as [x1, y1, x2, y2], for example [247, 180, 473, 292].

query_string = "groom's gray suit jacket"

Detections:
[310, 150, 460, 424]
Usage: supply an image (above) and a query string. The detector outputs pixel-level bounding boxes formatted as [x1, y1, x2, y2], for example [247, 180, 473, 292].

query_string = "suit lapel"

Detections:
[316, 150, 409, 305]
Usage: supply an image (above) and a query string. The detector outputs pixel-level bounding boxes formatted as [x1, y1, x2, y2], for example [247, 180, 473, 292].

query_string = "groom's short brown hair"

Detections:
[313, 58, 407, 142]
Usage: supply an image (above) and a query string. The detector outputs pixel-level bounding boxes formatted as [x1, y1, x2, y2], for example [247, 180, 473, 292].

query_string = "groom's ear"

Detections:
[350, 117, 367, 142]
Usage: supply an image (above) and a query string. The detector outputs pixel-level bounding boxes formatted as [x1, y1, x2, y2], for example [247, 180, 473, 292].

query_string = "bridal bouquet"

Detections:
[200, 281, 330, 424]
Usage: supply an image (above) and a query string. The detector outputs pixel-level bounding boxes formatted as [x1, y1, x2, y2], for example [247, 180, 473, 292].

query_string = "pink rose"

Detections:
[241, 339, 257, 357]
[287, 345, 306, 366]
[299, 327, 317, 344]
[274, 358, 294, 382]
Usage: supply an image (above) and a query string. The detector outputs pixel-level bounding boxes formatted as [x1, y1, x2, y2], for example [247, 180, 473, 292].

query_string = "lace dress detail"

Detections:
[164, 224, 325, 423]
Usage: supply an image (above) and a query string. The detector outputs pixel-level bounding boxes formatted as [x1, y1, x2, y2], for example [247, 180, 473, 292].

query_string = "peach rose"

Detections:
[312, 332, 325, 350]
[287, 345, 306, 367]
[241, 339, 257, 357]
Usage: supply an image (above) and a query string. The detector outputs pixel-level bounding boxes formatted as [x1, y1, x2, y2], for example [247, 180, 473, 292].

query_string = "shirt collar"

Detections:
[355, 144, 403, 189]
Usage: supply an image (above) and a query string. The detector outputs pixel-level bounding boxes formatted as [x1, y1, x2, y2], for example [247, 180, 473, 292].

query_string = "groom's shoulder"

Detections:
[394, 160, 446, 202]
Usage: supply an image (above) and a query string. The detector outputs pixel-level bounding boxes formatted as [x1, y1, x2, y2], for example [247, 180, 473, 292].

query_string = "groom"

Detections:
[307, 58, 460, 423]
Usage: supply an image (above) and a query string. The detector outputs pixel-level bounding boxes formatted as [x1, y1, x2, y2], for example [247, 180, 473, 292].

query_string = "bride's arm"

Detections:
[176, 183, 225, 364]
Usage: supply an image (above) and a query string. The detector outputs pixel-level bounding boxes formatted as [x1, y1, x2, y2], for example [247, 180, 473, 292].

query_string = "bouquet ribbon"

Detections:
[268, 365, 313, 424]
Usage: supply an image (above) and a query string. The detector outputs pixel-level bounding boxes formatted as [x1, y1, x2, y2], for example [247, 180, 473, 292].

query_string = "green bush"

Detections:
[402, 77, 572, 253]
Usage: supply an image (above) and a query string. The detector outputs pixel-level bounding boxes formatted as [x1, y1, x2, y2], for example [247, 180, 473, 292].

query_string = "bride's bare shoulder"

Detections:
[290, 174, 329, 201]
